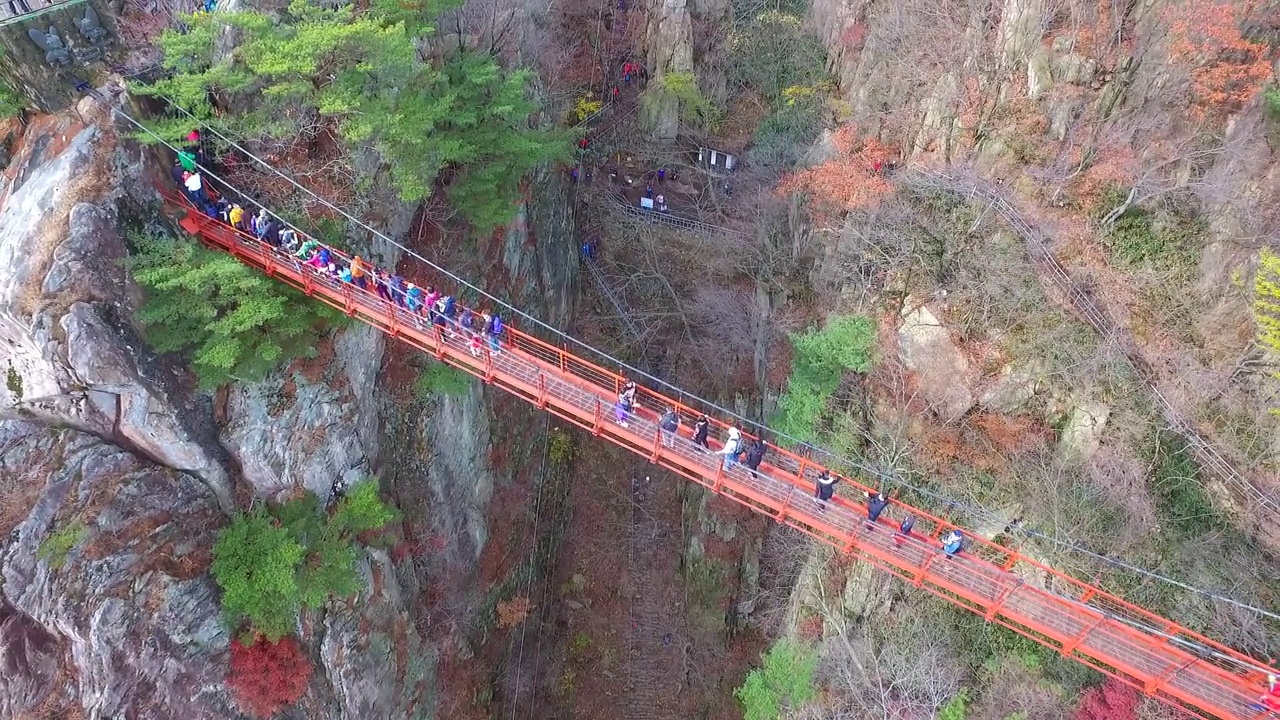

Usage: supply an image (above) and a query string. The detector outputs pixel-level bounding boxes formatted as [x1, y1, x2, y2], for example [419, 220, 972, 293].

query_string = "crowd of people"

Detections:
[169, 139, 509, 355]
[173, 140, 959, 557]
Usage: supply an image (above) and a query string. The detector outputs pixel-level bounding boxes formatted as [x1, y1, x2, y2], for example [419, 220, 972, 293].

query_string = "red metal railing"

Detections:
[167, 192, 1276, 720]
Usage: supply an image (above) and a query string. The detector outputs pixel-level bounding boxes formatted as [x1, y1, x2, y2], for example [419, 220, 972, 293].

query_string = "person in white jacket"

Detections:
[717, 427, 741, 471]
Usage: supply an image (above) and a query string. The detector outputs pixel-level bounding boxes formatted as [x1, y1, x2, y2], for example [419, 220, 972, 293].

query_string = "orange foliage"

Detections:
[1164, 0, 1273, 117]
[497, 596, 532, 628]
[1070, 136, 1139, 210]
[778, 126, 895, 215]
[973, 413, 1051, 456]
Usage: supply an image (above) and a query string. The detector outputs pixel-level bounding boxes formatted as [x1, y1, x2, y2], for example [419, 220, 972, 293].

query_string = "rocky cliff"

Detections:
[0, 89, 440, 718]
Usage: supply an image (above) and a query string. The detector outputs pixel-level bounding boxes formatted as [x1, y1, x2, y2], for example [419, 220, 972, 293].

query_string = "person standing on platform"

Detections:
[718, 427, 742, 470]
[744, 439, 766, 477]
[865, 491, 889, 526]
[893, 515, 915, 546]
[942, 530, 963, 558]
[614, 392, 633, 428]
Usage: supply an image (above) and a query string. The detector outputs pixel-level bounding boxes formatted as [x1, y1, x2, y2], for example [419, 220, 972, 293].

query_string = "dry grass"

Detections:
[0, 467, 45, 537]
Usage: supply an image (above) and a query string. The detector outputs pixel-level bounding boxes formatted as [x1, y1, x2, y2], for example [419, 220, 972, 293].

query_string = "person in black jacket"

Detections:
[659, 408, 680, 447]
[745, 439, 766, 477]
[865, 491, 890, 528]
[692, 415, 709, 449]
[814, 470, 838, 510]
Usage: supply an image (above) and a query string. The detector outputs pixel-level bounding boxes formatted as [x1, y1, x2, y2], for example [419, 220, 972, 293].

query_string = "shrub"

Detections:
[938, 689, 970, 720]
[1266, 86, 1280, 127]
[1096, 192, 1201, 270]
[773, 315, 876, 443]
[5, 363, 22, 401]
[1254, 247, 1280, 401]
[128, 231, 344, 390]
[226, 635, 313, 718]
[496, 596, 531, 628]
[1071, 679, 1139, 720]
[415, 364, 472, 399]
[212, 507, 306, 642]
[1151, 431, 1222, 538]
[640, 72, 723, 130]
[37, 521, 86, 570]
[333, 479, 399, 537]
[548, 427, 577, 465]
[748, 89, 827, 169]
[727, 11, 828, 100]
[735, 640, 819, 720]
[212, 485, 398, 639]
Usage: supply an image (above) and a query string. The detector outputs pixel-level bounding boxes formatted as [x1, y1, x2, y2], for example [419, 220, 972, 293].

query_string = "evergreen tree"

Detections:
[140, 0, 569, 230]
[211, 507, 306, 642]
[772, 314, 876, 443]
[211, 486, 398, 638]
[128, 231, 341, 389]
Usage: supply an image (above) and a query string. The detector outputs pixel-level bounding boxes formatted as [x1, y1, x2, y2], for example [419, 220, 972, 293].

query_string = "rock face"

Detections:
[644, 0, 695, 140]
[897, 298, 974, 421]
[0, 107, 236, 513]
[0, 422, 232, 719]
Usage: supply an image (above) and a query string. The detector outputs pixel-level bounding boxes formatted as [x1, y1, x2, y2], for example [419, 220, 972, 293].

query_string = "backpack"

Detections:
[442, 296, 456, 317]
[492, 315, 504, 335]
[660, 411, 678, 430]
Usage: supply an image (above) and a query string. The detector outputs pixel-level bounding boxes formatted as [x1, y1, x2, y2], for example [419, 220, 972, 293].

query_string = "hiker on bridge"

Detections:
[718, 427, 742, 470]
[893, 515, 915, 546]
[744, 438, 766, 477]
[865, 491, 890, 527]
[693, 415, 709, 449]
[942, 530, 964, 558]
[814, 470, 838, 510]
[660, 408, 680, 447]
[614, 391, 634, 428]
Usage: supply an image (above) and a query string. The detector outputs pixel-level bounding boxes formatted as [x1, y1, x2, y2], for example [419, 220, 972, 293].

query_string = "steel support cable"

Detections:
[510, 415, 552, 720]
[132, 101, 1280, 633]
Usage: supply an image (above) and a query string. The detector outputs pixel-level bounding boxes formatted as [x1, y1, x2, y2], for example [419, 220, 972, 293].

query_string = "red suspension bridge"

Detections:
[165, 190, 1277, 720]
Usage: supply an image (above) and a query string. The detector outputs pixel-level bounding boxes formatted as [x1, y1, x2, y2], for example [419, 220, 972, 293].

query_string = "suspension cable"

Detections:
[114, 99, 1280, 630]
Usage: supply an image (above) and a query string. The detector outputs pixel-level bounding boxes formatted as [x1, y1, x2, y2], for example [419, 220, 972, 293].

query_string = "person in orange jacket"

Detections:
[350, 256, 368, 290]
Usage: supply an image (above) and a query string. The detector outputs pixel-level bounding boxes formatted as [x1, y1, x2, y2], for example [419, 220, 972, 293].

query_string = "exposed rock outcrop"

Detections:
[0, 422, 232, 719]
[897, 298, 974, 421]
[0, 95, 432, 718]
[0, 107, 237, 513]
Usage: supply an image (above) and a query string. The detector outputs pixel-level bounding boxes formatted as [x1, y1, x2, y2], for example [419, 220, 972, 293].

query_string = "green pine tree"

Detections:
[138, 0, 569, 230]
[735, 640, 819, 720]
[211, 506, 306, 642]
[211, 486, 398, 638]
[772, 314, 876, 443]
[128, 231, 342, 389]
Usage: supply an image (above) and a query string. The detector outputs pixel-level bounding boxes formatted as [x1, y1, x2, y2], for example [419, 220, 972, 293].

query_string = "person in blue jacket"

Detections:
[942, 530, 963, 558]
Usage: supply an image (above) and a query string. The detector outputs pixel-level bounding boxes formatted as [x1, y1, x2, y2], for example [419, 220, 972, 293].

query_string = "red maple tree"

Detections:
[778, 126, 896, 216]
[1163, 0, 1272, 117]
[1072, 679, 1140, 720]
[226, 635, 314, 718]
